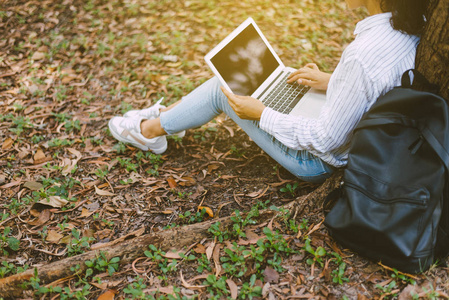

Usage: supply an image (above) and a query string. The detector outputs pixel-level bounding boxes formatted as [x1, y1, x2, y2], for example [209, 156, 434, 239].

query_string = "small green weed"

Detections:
[1, 114, 34, 136]
[64, 119, 81, 132]
[376, 280, 398, 299]
[0, 227, 20, 256]
[117, 157, 138, 172]
[203, 274, 229, 298]
[47, 138, 74, 148]
[120, 101, 133, 114]
[208, 222, 231, 243]
[85, 251, 120, 276]
[193, 125, 218, 141]
[113, 141, 127, 154]
[239, 274, 263, 299]
[94, 167, 109, 180]
[303, 238, 327, 267]
[330, 253, 349, 285]
[26, 268, 63, 296]
[196, 254, 213, 273]
[179, 208, 207, 224]
[0, 261, 28, 278]
[221, 242, 248, 278]
[280, 182, 299, 197]
[67, 228, 94, 256]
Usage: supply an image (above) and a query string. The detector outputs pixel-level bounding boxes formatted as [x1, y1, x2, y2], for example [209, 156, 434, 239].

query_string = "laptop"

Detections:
[204, 17, 326, 118]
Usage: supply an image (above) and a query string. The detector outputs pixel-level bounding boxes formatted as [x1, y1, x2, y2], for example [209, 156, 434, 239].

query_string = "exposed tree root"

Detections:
[0, 173, 343, 298]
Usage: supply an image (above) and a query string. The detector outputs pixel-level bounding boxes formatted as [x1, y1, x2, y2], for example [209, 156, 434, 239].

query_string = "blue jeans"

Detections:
[160, 77, 334, 183]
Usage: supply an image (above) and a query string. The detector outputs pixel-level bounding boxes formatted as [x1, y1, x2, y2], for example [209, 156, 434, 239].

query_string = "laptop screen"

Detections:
[210, 23, 279, 96]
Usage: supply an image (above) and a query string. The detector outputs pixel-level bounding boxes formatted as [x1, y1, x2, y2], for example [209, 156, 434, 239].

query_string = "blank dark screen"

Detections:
[210, 24, 279, 96]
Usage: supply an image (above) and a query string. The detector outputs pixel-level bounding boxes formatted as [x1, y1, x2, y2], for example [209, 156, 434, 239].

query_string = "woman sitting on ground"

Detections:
[108, 0, 429, 183]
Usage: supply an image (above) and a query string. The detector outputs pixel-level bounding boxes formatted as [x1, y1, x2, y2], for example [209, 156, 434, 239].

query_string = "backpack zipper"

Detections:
[345, 182, 427, 207]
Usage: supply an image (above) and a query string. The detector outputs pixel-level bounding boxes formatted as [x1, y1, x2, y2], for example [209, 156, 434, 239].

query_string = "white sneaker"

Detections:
[108, 116, 167, 154]
[124, 97, 166, 120]
[124, 98, 186, 138]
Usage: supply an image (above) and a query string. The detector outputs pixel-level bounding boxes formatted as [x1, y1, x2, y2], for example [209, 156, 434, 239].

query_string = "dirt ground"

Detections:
[0, 0, 448, 299]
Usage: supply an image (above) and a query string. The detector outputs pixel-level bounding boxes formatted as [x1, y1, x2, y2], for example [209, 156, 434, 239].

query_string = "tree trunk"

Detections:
[416, 0, 449, 100]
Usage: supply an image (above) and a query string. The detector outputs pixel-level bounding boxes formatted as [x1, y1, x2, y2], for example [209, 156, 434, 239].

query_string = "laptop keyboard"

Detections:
[263, 72, 311, 114]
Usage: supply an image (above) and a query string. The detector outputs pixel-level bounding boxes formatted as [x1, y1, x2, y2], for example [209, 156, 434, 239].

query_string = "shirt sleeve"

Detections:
[259, 58, 374, 156]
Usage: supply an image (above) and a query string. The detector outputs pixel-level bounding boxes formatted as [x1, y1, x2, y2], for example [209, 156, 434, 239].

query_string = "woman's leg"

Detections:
[150, 77, 334, 183]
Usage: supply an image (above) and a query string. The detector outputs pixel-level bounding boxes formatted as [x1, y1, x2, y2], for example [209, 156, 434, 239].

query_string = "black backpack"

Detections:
[324, 70, 449, 273]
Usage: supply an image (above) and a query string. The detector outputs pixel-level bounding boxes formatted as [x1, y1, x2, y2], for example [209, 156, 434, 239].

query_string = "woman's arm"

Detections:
[260, 59, 373, 155]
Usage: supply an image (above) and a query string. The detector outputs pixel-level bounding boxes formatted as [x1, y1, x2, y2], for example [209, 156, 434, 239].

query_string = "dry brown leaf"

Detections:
[263, 266, 279, 283]
[178, 176, 196, 186]
[167, 177, 177, 189]
[28, 209, 50, 226]
[34, 149, 49, 164]
[95, 186, 115, 196]
[207, 163, 220, 173]
[128, 172, 142, 183]
[81, 207, 94, 218]
[223, 125, 234, 137]
[198, 206, 213, 218]
[38, 196, 69, 208]
[212, 243, 222, 277]
[61, 75, 78, 83]
[226, 279, 238, 299]
[91, 281, 108, 290]
[46, 230, 64, 243]
[205, 241, 215, 261]
[237, 236, 264, 246]
[180, 271, 206, 289]
[306, 220, 324, 236]
[2, 137, 13, 150]
[144, 286, 175, 295]
[95, 229, 113, 240]
[24, 181, 44, 191]
[163, 250, 185, 259]
[245, 230, 260, 241]
[31, 51, 46, 60]
[219, 175, 238, 180]
[96, 289, 116, 300]
[193, 244, 206, 254]
[358, 293, 371, 300]
[67, 147, 82, 159]
[247, 186, 270, 199]
[246, 191, 260, 198]
[61, 158, 78, 176]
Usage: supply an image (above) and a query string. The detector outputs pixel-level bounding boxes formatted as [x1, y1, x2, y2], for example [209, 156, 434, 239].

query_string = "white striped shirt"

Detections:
[259, 13, 420, 167]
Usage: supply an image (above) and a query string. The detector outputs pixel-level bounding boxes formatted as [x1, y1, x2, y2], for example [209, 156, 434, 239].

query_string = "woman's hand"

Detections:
[287, 63, 331, 91]
[221, 87, 266, 121]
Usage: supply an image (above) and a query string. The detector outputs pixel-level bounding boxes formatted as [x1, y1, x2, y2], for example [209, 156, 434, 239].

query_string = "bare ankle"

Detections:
[140, 118, 166, 139]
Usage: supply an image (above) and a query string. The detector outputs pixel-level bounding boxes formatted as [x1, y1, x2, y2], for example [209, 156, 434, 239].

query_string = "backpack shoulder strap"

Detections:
[422, 126, 449, 172]
[402, 69, 440, 94]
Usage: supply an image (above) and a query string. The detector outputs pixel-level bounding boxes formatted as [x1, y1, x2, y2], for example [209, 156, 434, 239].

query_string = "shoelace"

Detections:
[120, 117, 142, 131]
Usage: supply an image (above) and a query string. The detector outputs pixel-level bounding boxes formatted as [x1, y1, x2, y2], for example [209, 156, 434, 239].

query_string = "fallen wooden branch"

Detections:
[0, 172, 342, 298]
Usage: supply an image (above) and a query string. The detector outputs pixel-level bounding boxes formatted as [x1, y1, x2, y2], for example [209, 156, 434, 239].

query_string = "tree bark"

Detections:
[416, 0, 449, 100]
